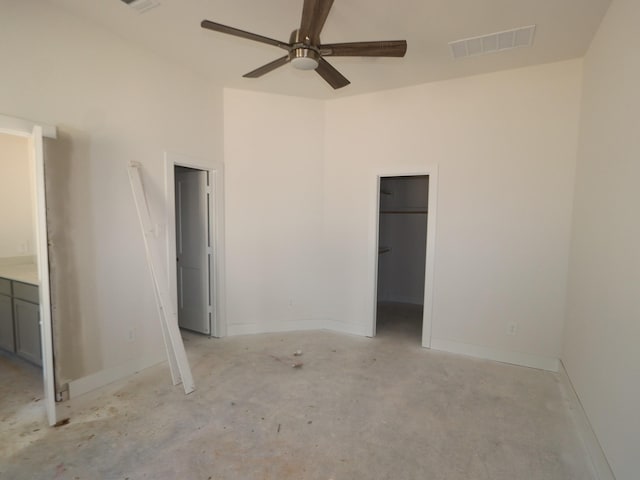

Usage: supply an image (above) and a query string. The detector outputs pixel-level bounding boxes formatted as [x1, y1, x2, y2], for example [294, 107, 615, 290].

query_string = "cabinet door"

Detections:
[0, 294, 14, 352]
[13, 299, 42, 366]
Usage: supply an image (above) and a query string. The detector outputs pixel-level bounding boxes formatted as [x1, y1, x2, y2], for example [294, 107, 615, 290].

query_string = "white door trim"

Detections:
[164, 152, 227, 338]
[371, 166, 439, 348]
[0, 117, 58, 426]
[0, 114, 57, 139]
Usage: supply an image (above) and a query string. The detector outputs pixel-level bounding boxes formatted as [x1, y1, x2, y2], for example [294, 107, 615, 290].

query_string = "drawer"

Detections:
[12, 282, 39, 303]
[0, 278, 11, 296]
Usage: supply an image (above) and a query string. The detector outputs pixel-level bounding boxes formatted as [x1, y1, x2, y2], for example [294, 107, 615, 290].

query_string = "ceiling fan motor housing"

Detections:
[289, 29, 320, 70]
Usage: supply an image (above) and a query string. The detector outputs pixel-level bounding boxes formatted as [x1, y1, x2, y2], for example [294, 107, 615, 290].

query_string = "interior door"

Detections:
[174, 167, 210, 334]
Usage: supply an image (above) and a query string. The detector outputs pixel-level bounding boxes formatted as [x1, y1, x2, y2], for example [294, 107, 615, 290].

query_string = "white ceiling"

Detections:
[48, 0, 611, 99]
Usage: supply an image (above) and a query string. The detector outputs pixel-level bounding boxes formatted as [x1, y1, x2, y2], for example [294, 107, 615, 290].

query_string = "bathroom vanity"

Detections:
[0, 264, 41, 366]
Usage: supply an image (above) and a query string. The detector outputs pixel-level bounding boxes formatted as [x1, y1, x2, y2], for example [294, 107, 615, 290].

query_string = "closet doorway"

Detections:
[165, 152, 226, 339]
[374, 173, 436, 346]
[173, 166, 212, 335]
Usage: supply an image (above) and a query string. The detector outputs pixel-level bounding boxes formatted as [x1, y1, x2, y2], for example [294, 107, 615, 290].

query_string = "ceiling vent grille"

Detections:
[449, 25, 536, 59]
[120, 0, 161, 14]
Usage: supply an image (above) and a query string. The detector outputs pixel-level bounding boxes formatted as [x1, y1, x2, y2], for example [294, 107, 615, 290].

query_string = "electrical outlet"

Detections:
[507, 322, 518, 336]
[127, 328, 136, 342]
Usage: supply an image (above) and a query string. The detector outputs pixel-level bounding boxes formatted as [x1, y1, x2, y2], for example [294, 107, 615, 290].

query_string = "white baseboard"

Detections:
[430, 338, 559, 372]
[68, 353, 165, 399]
[558, 361, 616, 480]
[227, 319, 326, 336]
[323, 320, 370, 337]
[227, 319, 371, 338]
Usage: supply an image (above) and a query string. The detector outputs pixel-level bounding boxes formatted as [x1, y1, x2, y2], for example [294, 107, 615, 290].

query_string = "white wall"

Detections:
[0, 0, 595, 404]
[223, 89, 327, 334]
[0, 133, 35, 259]
[0, 0, 223, 388]
[563, 0, 640, 478]
[324, 60, 583, 368]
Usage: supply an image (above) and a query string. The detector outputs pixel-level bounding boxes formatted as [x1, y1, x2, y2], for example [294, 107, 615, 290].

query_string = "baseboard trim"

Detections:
[68, 353, 165, 399]
[558, 361, 616, 480]
[227, 319, 371, 338]
[430, 338, 559, 372]
[323, 320, 370, 337]
[227, 319, 325, 336]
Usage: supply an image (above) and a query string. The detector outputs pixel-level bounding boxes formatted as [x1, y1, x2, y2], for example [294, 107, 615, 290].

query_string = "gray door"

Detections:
[175, 167, 211, 334]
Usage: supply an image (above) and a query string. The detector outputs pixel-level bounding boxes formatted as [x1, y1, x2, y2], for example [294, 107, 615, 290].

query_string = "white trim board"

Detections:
[430, 338, 560, 372]
[558, 361, 616, 480]
[68, 353, 166, 399]
[129, 163, 195, 394]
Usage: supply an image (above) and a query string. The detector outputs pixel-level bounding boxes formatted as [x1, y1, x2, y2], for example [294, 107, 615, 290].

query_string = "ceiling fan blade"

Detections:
[201, 20, 290, 50]
[315, 57, 350, 89]
[320, 40, 408, 57]
[243, 55, 291, 78]
[300, 0, 334, 44]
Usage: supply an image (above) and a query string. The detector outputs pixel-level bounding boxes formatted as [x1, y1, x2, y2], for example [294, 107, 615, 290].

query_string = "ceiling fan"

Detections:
[201, 0, 407, 89]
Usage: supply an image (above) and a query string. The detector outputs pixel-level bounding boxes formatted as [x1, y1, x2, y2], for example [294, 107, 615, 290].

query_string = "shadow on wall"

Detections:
[44, 129, 101, 392]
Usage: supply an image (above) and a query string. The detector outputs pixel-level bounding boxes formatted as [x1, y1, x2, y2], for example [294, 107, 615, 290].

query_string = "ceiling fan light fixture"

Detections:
[290, 48, 320, 70]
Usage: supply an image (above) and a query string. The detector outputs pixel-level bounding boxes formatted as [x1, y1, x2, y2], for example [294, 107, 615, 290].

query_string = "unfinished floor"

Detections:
[1, 304, 595, 480]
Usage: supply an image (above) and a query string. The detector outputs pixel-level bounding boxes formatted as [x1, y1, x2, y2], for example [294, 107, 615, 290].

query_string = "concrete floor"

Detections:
[1, 303, 595, 480]
[0, 350, 45, 429]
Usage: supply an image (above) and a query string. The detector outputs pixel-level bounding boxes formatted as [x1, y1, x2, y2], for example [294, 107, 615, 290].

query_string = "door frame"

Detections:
[164, 152, 226, 338]
[371, 166, 438, 348]
[0, 114, 58, 426]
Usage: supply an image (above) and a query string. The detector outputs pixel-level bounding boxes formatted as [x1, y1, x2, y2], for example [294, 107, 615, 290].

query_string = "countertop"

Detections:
[0, 263, 39, 286]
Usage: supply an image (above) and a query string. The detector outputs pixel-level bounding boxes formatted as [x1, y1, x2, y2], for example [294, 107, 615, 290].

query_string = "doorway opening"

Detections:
[173, 166, 213, 336]
[0, 118, 57, 426]
[374, 175, 430, 345]
[166, 153, 225, 340]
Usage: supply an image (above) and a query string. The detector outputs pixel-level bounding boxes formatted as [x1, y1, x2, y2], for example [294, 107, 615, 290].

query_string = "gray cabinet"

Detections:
[14, 298, 42, 365]
[0, 277, 41, 366]
[0, 293, 14, 352]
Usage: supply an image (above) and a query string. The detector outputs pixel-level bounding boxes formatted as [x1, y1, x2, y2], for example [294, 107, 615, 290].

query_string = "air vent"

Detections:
[120, 0, 161, 14]
[449, 25, 536, 59]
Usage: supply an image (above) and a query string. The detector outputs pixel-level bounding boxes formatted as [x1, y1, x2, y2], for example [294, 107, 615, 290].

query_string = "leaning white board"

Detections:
[128, 162, 195, 394]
